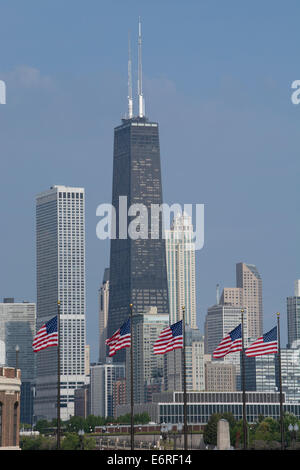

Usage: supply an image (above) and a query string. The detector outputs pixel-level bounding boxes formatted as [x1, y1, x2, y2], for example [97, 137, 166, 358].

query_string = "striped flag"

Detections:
[153, 320, 183, 355]
[32, 316, 58, 352]
[245, 326, 278, 357]
[213, 324, 242, 359]
[106, 318, 131, 357]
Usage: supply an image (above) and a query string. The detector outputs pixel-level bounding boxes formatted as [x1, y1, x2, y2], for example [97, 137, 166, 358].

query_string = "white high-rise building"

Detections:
[34, 185, 86, 421]
[165, 213, 197, 328]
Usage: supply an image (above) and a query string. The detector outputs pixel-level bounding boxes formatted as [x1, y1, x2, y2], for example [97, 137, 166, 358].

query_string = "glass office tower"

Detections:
[108, 117, 169, 361]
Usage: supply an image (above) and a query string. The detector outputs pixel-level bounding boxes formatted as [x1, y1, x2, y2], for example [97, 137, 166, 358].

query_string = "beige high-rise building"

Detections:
[205, 362, 236, 392]
[220, 287, 243, 307]
[220, 263, 263, 340]
[236, 263, 263, 339]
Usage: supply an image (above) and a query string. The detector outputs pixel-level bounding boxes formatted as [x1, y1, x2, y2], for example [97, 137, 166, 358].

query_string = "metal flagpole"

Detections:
[130, 303, 134, 451]
[277, 312, 284, 450]
[182, 306, 188, 450]
[241, 309, 247, 450]
[57, 300, 61, 450]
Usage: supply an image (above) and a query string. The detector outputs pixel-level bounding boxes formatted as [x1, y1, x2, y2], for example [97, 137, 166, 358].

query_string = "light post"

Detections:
[177, 423, 183, 450]
[78, 429, 85, 450]
[288, 423, 299, 449]
[15, 345, 19, 377]
[160, 423, 168, 449]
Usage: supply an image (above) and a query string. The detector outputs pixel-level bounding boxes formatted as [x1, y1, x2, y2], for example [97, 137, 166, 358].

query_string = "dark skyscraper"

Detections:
[107, 22, 169, 360]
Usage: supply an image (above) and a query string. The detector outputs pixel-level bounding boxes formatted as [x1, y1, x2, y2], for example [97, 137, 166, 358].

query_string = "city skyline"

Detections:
[0, 2, 299, 362]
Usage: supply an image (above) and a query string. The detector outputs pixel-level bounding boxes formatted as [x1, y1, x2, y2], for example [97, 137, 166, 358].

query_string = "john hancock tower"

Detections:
[107, 21, 169, 360]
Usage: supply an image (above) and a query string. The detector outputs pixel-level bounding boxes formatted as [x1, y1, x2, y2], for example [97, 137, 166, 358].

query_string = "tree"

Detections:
[34, 419, 52, 435]
[20, 435, 56, 450]
[203, 412, 237, 447]
[61, 433, 97, 450]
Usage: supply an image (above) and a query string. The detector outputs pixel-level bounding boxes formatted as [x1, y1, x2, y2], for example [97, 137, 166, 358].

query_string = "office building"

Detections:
[165, 213, 197, 328]
[113, 378, 126, 417]
[204, 304, 247, 388]
[34, 185, 86, 421]
[126, 307, 169, 404]
[165, 326, 205, 392]
[236, 263, 263, 339]
[276, 340, 300, 403]
[220, 263, 263, 340]
[74, 385, 90, 419]
[99, 268, 110, 363]
[0, 299, 36, 425]
[244, 353, 276, 392]
[107, 21, 169, 362]
[287, 280, 300, 347]
[90, 361, 125, 418]
[205, 362, 236, 392]
[115, 390, 300, 425]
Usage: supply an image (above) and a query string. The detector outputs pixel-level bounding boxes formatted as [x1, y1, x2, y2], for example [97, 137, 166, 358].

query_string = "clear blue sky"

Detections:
[0, 1, 299, 361]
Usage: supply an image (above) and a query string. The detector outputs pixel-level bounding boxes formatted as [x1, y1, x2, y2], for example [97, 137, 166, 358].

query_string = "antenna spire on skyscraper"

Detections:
[138, 17, 145, 118]
[128, 32, 133, 119]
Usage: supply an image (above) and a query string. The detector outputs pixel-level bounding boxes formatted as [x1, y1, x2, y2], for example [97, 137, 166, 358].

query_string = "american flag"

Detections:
[153, 320, 183, 355]
[32, 316, 58, 352]
[213, 324, 242, 359]
[245, 326, 278, 357]
[106, 318, 131, 357]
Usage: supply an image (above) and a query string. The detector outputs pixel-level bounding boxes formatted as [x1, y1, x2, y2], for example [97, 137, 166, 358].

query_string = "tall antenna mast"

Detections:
[216, 284, 220, 304]
[128, 32, 133, 119]
[138, 17, 145, 118]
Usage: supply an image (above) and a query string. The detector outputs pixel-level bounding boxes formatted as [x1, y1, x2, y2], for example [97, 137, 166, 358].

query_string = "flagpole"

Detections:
[182, 306, 188, 450]
[130, 303, 134, 451]
[57, 300, 61, 450]
[241, 309, 247, 450]
[277, 312, 284, 450]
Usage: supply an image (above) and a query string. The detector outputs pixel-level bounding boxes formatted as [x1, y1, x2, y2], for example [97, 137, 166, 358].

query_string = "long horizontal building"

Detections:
[115, 391, 300, 425]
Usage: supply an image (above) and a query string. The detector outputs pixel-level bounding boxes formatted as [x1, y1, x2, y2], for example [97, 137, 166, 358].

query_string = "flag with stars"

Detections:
[32, 316, 58, 352]
[153, 320, 183, 355]
[213, 324, 242, 359]
[106, 318, 131, 357]
[245, 326, 278, 357]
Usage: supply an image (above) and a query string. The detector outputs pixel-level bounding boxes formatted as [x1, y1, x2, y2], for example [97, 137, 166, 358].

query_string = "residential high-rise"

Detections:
[165, 213, 197, 328]
[107, 22, 169, 361]
[236, 262, 263, 339]
[99, 268, 109, 363]
[34, 185, 86, 421]
[220, 263, 263, 340]
[287, 280, 300, 347]
[0, 299, 36, 425]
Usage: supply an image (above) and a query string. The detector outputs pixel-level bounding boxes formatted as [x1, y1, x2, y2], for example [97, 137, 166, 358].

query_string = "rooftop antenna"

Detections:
[216, 284, 220, 304]
[138, 17, 145, 118]
[128, 32, 133, 119]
